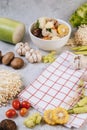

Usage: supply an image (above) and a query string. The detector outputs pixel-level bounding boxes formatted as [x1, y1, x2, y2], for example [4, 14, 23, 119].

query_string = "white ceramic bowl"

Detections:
[29, 18, 71, 51]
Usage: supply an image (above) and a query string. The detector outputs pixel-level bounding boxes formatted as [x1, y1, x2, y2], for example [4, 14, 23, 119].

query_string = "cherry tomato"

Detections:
[6, 109, 17, 118]
[12, 99, 21, 110]
[21, 101, 31, 109]
[19, 108, 28, 116]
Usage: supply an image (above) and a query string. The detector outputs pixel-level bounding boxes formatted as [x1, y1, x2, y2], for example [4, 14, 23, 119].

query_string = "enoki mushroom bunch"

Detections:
[15, 42, 42, 63]
[0, 70, 23, 106]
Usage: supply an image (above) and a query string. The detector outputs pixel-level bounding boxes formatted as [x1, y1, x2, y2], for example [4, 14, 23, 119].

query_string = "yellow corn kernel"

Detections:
[52, 107, 69, 124]
[57, 24, 69, 37]
[43, 109, 56, 125]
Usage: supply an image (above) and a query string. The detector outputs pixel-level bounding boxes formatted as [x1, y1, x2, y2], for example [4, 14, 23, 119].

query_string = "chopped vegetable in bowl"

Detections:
[31, 17, 69, 40]
[29, 17, 71, 51]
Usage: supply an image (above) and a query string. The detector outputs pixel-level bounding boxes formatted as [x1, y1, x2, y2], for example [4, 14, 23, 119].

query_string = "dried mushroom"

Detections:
[2, 52, 15, 65]
[0, 119, 17, 130]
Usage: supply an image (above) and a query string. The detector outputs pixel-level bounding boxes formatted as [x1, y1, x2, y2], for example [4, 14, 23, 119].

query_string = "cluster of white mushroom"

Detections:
[0, 70, 22, 106]
[15, 42, 42, 63]
[38, 17, 60, 40]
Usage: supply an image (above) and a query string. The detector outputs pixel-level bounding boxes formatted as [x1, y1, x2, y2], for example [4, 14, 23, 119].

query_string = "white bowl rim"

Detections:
[29, 18, 71, 42]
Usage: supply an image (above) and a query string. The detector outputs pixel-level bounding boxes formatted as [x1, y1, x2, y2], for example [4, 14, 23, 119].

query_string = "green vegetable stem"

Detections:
[72, 46, 87, 51]
[74, 96, 87, 108]
[74, 51, 87, 55]
[0, 18, 25, 44]
[68, 106, 87, 114]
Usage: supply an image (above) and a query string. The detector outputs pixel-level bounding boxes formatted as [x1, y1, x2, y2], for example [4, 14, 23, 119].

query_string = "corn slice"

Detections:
[52, 107, 69, 124]
[43, 109, 56, 125]
[57, 24, 69, 37]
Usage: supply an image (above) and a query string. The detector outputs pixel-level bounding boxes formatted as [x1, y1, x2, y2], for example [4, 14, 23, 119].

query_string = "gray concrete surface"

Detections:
[0, 0, 87, 130]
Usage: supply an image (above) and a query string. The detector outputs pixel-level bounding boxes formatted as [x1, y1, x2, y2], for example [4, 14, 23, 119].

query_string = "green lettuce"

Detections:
[69, 2, 87, 27]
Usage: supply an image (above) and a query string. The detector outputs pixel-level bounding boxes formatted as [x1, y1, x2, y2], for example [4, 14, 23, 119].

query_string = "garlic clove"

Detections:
[16, 48, 22, 56]
[25, 42, 29, 46]
[29, 49, 34, 53]
[28, 56, 34, 63]
[37, 54, 42, 62]
[32, 53, 37, 62]
[15, 42, 23, 50]
[22, 48, 26, 55]
[25, 46, 30, 51]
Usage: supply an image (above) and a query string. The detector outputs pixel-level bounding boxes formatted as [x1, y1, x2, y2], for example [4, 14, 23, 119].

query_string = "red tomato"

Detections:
[19, 108, 28, 116]
[21, 101, 31, 109]
[6, 109, 17, 118]
[12, 99, 21, 110]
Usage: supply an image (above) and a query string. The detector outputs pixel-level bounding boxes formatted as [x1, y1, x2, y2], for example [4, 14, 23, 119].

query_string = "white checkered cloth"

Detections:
[19, 51, 87, 128]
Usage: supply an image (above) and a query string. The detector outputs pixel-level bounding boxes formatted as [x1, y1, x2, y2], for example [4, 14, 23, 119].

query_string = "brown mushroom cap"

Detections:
[10, 57, 24, 69]
[0, 51, 2, 62]
[2, 52, 15, 65]
[0, 119, 17, 130]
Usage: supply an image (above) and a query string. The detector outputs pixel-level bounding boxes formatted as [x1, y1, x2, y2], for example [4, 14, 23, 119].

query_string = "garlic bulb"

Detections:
[25, 49, 42, 63]
[15, 42, 30, 56]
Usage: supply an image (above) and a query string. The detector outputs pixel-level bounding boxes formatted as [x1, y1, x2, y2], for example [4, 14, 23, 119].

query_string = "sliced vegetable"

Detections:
[73, 96, 87, 108]
[43, 109, 56, 125]
[0, 18, 25, 44]
[57, 24, 69, 37]
[78, 79, 84, 88]
[72, 46, 87, 51]
[74, 51, 87, 55]
[68, 106, 87, 114]
[24, 112, 42, 128]
[72, 46, 87, 55]
[43, 107, 69, 125]
[24, 119, 35, 128]
[42, 51, 56, 63]
[52, 107, 69, 124]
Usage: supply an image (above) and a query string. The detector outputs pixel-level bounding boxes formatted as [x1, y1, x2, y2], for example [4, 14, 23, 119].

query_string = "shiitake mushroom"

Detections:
[32, 28, 42, 38]
[0, 51, 24, 69]
[2, 52, 15, 65]
[0, 51, 2, 63]
[0, 119, 17, 130]
[10, 57, 24, 69]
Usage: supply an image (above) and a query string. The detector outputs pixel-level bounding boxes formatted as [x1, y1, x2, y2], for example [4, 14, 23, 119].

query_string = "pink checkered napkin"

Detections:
[19, 51, 87, 128]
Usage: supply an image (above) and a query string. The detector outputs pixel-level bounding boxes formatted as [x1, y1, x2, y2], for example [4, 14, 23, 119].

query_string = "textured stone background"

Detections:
[0, 0, 87, 130]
